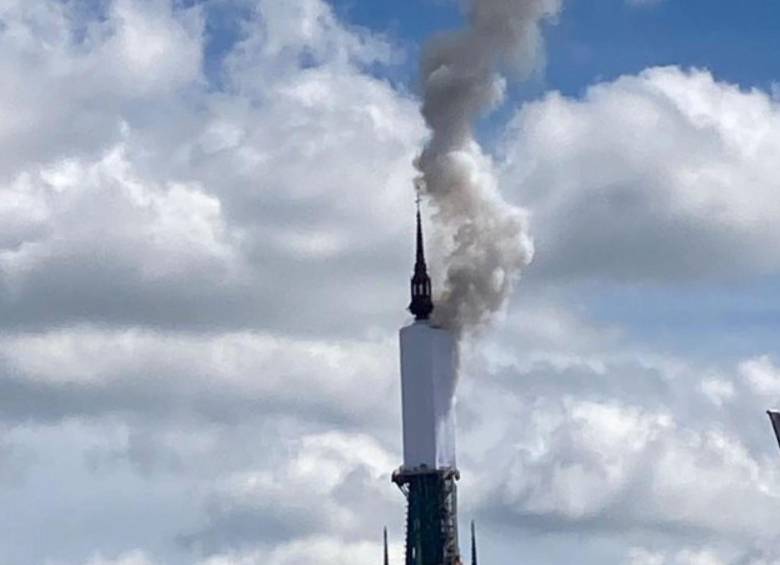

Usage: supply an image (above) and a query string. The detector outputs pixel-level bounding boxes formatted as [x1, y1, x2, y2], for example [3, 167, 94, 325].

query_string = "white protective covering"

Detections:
[399, 320, 458, 470]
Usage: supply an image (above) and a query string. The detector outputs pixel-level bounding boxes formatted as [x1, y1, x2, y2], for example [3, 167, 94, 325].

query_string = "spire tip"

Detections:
[471, 521, 478, 565]
[383, 526, 390, 565]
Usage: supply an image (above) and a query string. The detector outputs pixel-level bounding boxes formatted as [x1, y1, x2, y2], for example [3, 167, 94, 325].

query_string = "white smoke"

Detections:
[417, 0, 562, 333]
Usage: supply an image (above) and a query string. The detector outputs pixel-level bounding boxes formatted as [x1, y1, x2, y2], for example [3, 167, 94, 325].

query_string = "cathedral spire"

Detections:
[383, 527, 390, 565]
[416, 201, 426, 269]
[409, 196, 434, 320]
[471, 521, 478, 565]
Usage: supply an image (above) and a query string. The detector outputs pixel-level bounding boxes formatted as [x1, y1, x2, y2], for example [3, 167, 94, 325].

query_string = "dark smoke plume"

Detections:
[417, 0, 561, 333]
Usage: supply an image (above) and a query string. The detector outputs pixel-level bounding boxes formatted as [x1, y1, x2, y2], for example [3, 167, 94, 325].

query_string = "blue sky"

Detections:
[317, 0, 780, 365]
[328, 0, 780, 159]
[547, 0, 780, 93]
[4, 1, 780, 564]
[330, 0, 780, 95]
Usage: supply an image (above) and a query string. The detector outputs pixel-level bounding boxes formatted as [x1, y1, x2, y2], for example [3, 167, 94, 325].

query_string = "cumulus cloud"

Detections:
[196, 537, 384, 565]
[0, 0, 416, 562]
[502, 66, 780, 283]
[0, 327, 399, 430]
[452, 330, 780, 564]
[0, 0, 202, 175]
[2, 1, 780, 564]
[0, 146, 245, 330]
[0, 0, 424, 336]
[628, 548, 726, 565]
[84, 551, 158, 565]
[181, 432, 397, 553]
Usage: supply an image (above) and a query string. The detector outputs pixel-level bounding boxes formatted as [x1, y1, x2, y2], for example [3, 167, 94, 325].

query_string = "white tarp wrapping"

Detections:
[399, 320, 457, 470]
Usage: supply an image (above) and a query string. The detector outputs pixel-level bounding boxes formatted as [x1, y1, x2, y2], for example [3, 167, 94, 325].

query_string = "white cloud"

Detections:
[103, 0, 203, 95]
[0, 0, 202, 176]
[628, 548, 727, 565]
[741, 356, 780, 397]
[629, 548, 667, 565]
[0, 326, 401, 435]
[0, 1, 418, 558]
[502, 67, 780, 282]
[196, 537, 383, 565]
[182, 431, 398, 552]
[452, 319, 780, 558]
[700, 378, 735, 407]
[1, 145, 237, 281]
[1, 1, 780, 564]
[85, 551, 158, 565]
[0, 0, 424, 334]
[626, 546, 780, 565]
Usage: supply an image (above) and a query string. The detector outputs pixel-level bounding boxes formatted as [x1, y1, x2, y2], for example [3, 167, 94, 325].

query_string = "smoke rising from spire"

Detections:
[417, 0, 562, 332]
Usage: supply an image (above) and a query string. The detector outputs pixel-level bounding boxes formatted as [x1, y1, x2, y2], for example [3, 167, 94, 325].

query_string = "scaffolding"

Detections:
[393, 467, 462, 565]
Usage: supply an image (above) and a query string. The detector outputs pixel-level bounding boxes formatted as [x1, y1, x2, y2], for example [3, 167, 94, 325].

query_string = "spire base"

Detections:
[393, 468, 461, 565]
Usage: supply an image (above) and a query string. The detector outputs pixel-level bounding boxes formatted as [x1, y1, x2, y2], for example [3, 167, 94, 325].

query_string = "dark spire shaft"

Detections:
[384, 527, 390, 565]
[416, 209, 426, 267]
[471, 521, 478, 565]
[409, 202, 434, 320]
